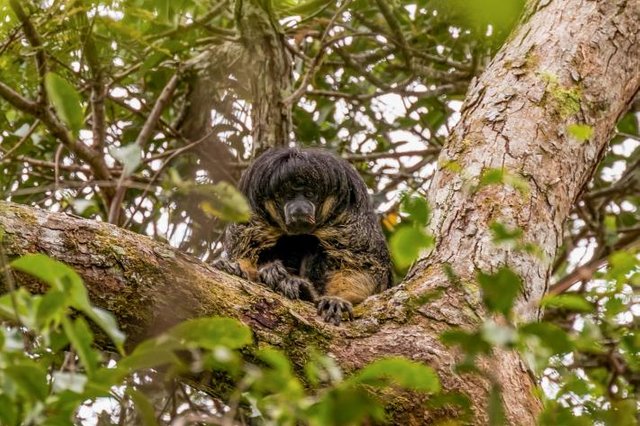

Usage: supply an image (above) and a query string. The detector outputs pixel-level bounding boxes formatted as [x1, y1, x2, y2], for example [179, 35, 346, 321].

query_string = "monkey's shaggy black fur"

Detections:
[215, 147, 392, 325]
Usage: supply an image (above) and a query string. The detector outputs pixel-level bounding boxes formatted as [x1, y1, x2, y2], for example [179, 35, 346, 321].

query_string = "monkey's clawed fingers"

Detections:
[316, 296, 353, 326]
[258, 261, 317, 301]
[213, 259, 248, 279]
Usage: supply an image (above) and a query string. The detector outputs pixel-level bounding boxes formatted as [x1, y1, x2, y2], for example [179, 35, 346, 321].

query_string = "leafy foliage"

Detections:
[0, 254, 441, 425]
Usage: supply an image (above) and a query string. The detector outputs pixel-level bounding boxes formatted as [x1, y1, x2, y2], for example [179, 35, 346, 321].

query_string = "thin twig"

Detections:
[108, 72, 181, 224]
[282, 0, 352, 106]
[0, 120, 40, 159]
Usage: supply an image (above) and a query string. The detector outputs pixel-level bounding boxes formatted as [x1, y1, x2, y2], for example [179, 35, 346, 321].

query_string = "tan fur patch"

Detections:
[318, 196, 336, 222]
[237, 258, 258, 281]
[324, 270, 378, 304]
[264, 201, 285, 228]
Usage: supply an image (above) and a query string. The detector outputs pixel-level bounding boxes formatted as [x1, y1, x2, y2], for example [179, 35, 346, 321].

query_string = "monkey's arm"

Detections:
[317, 270, 378, 325]
[215, 219, 280, 281]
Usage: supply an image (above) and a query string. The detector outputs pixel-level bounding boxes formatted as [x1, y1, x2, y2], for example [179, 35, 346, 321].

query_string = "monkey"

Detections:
[214, 147, 392, 325]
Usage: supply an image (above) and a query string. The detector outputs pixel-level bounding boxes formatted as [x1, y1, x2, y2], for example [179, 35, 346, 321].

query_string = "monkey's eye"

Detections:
[303, 190, 315, 199]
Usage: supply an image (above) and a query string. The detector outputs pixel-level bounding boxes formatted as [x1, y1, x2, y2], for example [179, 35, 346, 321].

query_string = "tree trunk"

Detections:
[1, 0, 638, 424]
[235, 0, 293, 153]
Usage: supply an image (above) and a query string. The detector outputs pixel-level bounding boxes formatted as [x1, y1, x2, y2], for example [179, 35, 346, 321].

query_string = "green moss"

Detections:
[439, 159, 462, 173]
[524, 51, 539, 70]
[539, 71, 582, 118]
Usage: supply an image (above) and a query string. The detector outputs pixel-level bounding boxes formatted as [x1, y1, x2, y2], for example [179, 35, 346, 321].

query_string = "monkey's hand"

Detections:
[213, 258, 258, 281]
[213, 258, 248, 278]
[258, 260, 318, 301]
[316, 296, 353, 326]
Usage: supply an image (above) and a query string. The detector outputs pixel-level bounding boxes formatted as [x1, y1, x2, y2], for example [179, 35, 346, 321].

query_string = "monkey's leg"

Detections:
[213, 258, 258, 281]
[317, 270, 378, 325]
[258, 260, 318, 301]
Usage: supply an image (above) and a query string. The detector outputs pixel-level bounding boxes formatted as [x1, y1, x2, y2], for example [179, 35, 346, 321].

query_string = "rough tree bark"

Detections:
[1, 0, 638, 424]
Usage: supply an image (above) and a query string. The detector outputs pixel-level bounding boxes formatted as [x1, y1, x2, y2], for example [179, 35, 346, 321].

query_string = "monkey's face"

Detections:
[283, 193, 316, 234]
[266, 182, 321, 235]
[241, 148, 368, 236]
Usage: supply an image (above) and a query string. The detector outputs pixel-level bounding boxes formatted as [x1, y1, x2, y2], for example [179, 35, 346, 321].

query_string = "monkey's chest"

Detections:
[257, 235, 326, 284]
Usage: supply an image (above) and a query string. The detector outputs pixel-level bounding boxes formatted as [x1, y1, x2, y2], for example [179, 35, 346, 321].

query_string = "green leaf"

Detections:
[119, 338, 182, 371]
[389, 225, 434, 269]
[0, 288, 32, 326]
[481, 320, 516, 347]
[12, 254, 125, 353]
[128, 388, 159, 426]
[352, 357, 440, 393]
[489, 222, 523, 244]
[44, 72, 84, 137]
[541, 294, 593, 313]
[199, 182, 252, 223]
[11, 254, 84, 294]
[400, 194, 431, 226]
[5, 362, 49, 402]
[477, 267, 522, 316]
[488, 384, 506, 426]
[567, 123, 593, 142]
[84, 307, 126, 353]
[35, 290, 67, 329]
[519, 322, 572, 355]
[0, 395, 17, 426]
[607, 250, 638, 282]
[110, 143, 142, 177]
[168, 317, 252, 350]
[478, 168, 529, 194]
[440, 329, 492, 356]
[308, 386, 384, 425]
[62, 317, 100, 376]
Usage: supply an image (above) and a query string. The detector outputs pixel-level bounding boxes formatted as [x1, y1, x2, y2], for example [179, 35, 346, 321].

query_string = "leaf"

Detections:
[168, 317, 252, 350]
[477, 267, 522, 316]
[567, 123, 593, 142]
[62, 317, 100, 376]
[489, 222, 523, 244]
[44, 72, 84, 137]
[440, 329, 492, 356]
[119, 337, 182, 371]
[0, 395, 17, 426]
[11, 254, 84, 294]
[308, 386, 384, 426]
[85, 307, 126, 353]
[488, 384, 506, 426]
[519, 322, 572, 355]
[400, 194, 431, 226]
[35, 290, 67, 329]
[607, 250, 638, 282]
[389, 225, 434, 269]
[541, 294, 593, 313]
[478, 168, 529, 194]
[192, 181, 251, 222]
[352, 357, 440, 393]
[11, 254, 125, 353]
[5, 362, 49, 402]
[110, 143, 142, 177]
[128, 388, 159, 426]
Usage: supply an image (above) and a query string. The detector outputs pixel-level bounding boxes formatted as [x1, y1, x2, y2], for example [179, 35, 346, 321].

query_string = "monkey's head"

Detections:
[239, 148, 370, 235]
